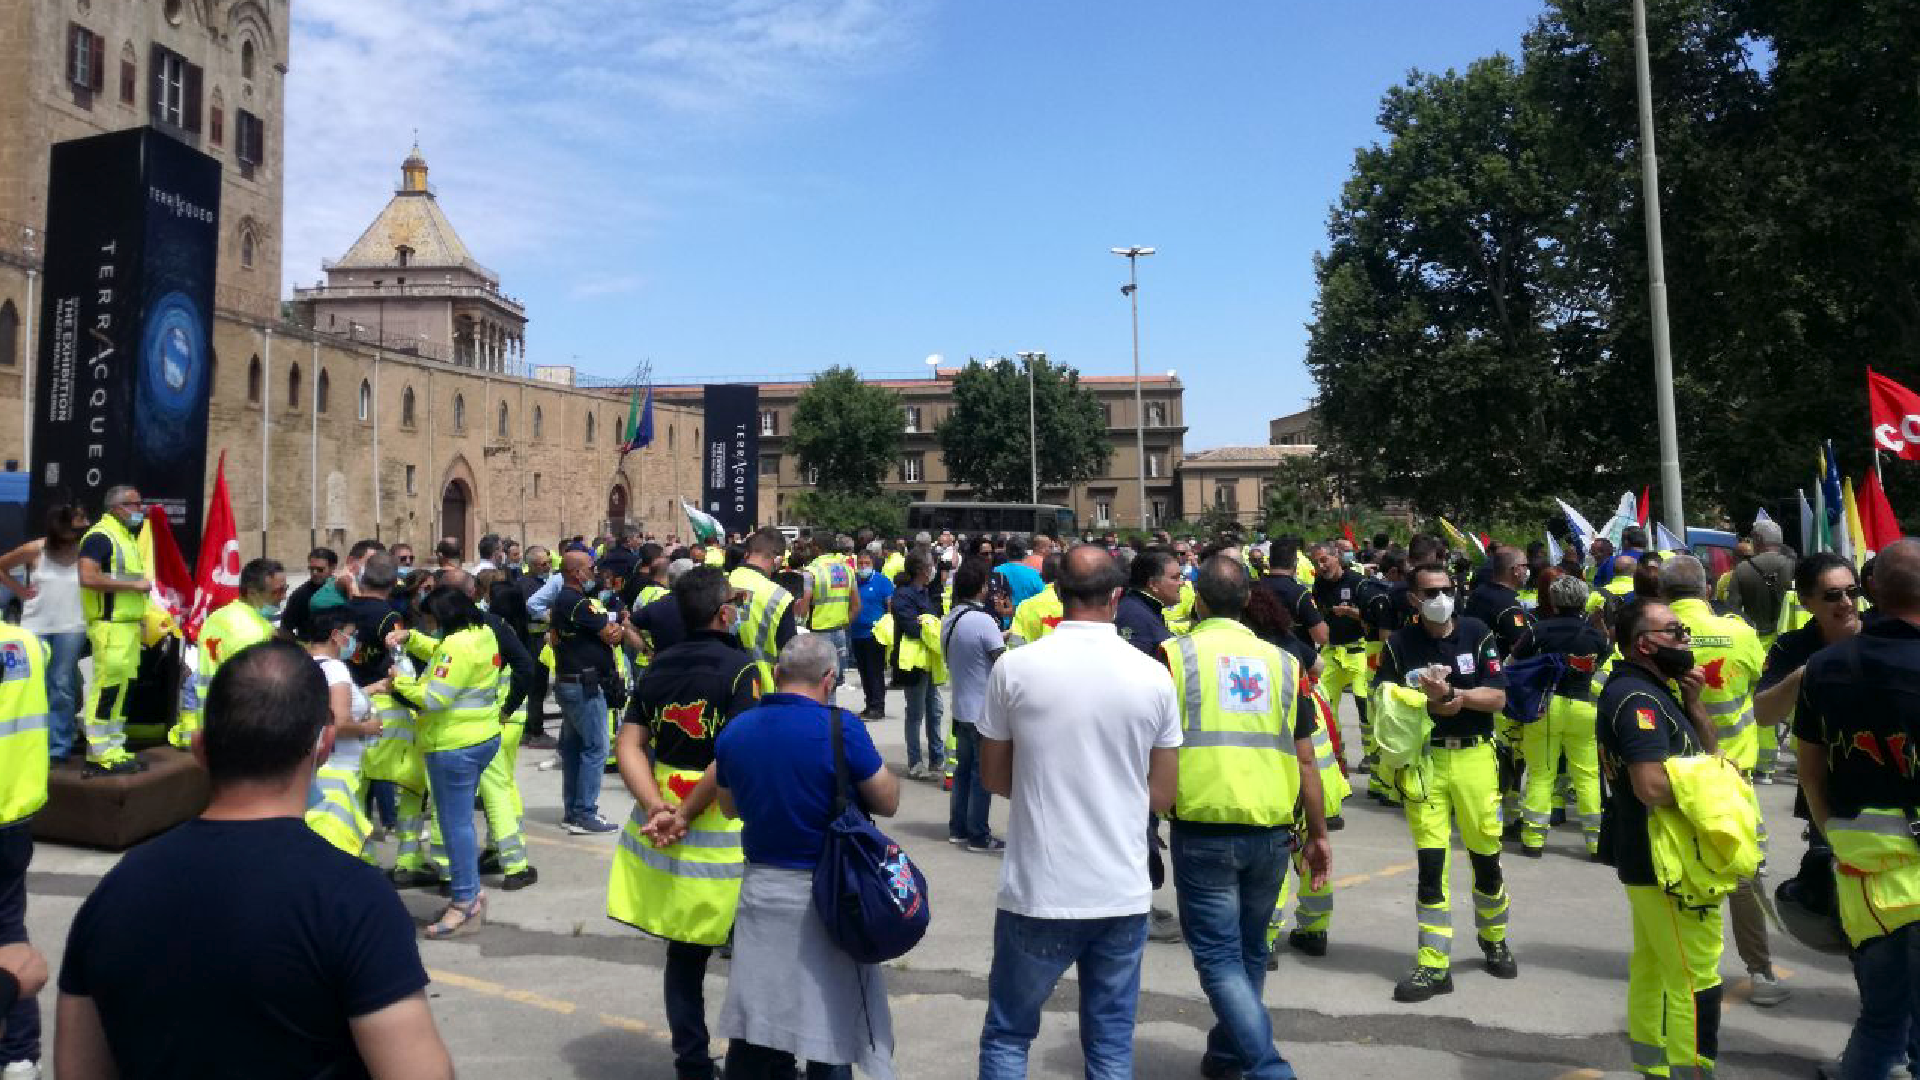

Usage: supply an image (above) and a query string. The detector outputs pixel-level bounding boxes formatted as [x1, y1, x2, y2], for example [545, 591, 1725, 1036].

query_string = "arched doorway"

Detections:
[606, 484, 629, 534]
[441, 478, 472, 561]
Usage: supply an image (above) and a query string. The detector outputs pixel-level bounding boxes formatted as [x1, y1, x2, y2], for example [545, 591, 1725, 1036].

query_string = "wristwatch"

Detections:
[1443, 688, 1458, 705]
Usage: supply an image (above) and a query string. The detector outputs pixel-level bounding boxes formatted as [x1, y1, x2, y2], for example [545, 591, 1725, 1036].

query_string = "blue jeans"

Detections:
[1170, 825, 1297, 1080]
[978, 910, 1147, 1079]
[0, 823, 38, 1064]
[902, 677, 944, 771]
[818, 628, 850, 691]
[1842, 922, 1920, 1079]
[948, 721, 991, 843]
[42, 631, 84, 761]
[425, 736, 500, 904]
[553, 679, 609, 821]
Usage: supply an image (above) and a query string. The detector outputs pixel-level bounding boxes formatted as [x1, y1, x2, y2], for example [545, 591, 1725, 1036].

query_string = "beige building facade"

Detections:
[1179, 444, 1314, 527]
[0, 0, 704, 560]
[654, 370, 1188, 532]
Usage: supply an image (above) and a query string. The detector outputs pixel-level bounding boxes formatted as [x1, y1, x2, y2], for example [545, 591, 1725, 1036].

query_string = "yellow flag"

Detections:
[1844, 477, 1869, 567]
[1437, 517, 1484, 556]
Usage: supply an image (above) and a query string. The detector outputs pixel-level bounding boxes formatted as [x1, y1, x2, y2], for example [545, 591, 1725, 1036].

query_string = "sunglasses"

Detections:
[1820, 585, 1864, 604]
[1639, 623, 1692, 643]
[1416, 586, 1457, 599]
[396, 554, 414, 564]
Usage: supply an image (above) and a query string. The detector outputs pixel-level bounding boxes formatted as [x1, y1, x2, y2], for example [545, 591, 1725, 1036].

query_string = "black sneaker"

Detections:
[1517, 845, 1544, 859]
[83, 758, 145, 778]
[478, 850, 504, 875]
[1199, 1053, 1244, 1079]
[501, 867, 539, 891]
[521, 733, 558, 750]
[1480, 937, 1518, 979]
[1326, 815, 1346, 832]
[390, 867, 447, 890]
[1393, 965, 1454, 1002]
[1549, 807, 1567, 827]
[965, 836, 1006, 854]
[1500, 821, 1524, 843]
[1288, 929, 1329, 957]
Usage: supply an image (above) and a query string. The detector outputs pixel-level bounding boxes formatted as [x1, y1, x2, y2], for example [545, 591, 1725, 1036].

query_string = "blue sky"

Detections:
[285, 0, 1546, 449]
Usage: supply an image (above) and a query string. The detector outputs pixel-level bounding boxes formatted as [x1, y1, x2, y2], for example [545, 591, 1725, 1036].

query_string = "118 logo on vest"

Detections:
[1216, 656, 1269, 713]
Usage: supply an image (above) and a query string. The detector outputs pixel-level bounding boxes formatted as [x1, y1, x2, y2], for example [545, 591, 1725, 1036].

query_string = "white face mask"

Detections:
[1421, 593, 1455, 624]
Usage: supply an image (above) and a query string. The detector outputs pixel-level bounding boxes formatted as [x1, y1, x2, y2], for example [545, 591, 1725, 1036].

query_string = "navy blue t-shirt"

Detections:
[715, 693, 885, 869]
[59, 817, 428, 1079]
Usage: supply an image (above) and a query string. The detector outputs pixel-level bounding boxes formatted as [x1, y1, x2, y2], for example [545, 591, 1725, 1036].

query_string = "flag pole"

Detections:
[1632, 0, 1685, 537]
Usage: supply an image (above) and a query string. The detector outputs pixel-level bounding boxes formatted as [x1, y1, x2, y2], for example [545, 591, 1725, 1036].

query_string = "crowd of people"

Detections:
[0, 484, 1914, 1079]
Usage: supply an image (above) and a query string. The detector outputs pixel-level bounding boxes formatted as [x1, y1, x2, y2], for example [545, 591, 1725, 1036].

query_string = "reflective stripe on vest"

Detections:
[617, 831, 746, 878]
[731, 568, 793, 690]
[79, 517, 146, 623]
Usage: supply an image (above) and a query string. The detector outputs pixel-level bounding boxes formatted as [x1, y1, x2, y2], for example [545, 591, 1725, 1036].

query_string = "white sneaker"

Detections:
[3, 1061, 43, 1080]
[1748, 970, 1791, 1007]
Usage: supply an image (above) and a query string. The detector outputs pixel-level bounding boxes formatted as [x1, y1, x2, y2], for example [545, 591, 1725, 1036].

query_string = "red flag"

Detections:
[1861, 468, 1904, 552]
[184, 454, 241, 642]
[1478, 531, 1492, 550]
[1870, 368, 1920, 461]
[144, 504, 194, 624]
[1636, 486, 1651, 528]
[1341, 521, 1356, 545]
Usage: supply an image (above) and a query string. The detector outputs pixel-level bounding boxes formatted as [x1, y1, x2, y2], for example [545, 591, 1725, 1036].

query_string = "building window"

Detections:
[357, 379, 370, 421]
[450, 394, 465, 432]
[805, 466, 820, 486]
[405, 464, 416, 496]
[149, 45, 202, 133]
[316, 369, 329, 414]
[1150, 499, 1167, 527]
[68, 24, 105, 100]
[586, 412, 596, 444]
[615, 415, 625, 445]
[240, 38, 256, 80]
[235, 110, 265, 175]
[904, 406, 922, 433]
[401, 387, 416, 428]
[533, 473, 541, 499]
[758, 409, 776, 436]
[1094, 498, 1112, 524]
[239, 227, 254, 269]
[759, 455, 780, 477]
[246, 355, 261, 403]
[1099, 402, 1112, 427]
[0, 301, 16, 367]
[1146, 401, 1168, 428]
[1214, 482, 1238, 512]
[900, 454, 924, 483]
[209, 88, 224, 146]
[533, 405, 544, 439]
[285, 362, 300, 409]
[1146, 452, 1163, 479]
[118, 43, 136, 105]
[497, 402, 509, 439]
[667, 425, 674, 450]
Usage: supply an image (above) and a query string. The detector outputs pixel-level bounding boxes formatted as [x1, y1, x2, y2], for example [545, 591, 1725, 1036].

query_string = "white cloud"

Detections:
[281, 0, 928, 296]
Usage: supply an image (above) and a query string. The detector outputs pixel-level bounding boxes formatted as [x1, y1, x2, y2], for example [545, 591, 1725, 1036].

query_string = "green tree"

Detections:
[937, 356, 1112, 501]
[789, 491, 908, 537]
[789, 366, 904, 496]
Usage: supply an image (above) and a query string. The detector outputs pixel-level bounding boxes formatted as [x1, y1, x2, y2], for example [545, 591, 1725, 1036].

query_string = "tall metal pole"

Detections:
[261, 327, 272, 558]
[1632, 0, 1685, 535]
[21, 264, 36, 469]
[1128, 259, 1145, 530]
[1028, 354, 1038, 505]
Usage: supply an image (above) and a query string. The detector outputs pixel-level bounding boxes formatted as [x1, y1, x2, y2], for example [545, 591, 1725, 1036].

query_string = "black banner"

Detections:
[31, 128, 219, 566]
[702, 384, 759, 537]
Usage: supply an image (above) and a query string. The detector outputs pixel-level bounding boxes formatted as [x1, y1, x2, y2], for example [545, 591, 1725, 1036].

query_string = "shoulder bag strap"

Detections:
[829, 705, 850, 819]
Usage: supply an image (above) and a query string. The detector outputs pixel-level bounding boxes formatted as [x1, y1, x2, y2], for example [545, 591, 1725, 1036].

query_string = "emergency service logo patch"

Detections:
[661, 700, 712, 739]
[1455, 653, 1475, 676]
[0, 641, 29, 683]
[1217, 656, 1270, 713]
[1636, 708, 1657, 731]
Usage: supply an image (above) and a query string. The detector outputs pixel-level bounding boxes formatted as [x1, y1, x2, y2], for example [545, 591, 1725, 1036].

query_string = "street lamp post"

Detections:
[1631, 0, 1684, 535]
[1111, 246, 1155, 530]
[1014, 351, 1042, 505]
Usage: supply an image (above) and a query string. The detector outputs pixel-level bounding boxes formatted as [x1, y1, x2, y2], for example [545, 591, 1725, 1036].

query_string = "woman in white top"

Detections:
[0, 504, 93, 761]
[297, 608, 386, 777]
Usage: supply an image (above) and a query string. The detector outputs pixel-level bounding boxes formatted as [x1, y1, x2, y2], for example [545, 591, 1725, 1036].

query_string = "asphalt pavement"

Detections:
[23, 686, 1857, 1079]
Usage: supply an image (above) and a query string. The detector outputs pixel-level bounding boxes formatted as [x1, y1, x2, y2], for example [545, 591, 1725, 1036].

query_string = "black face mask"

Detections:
[1650, 644, 1695, 680]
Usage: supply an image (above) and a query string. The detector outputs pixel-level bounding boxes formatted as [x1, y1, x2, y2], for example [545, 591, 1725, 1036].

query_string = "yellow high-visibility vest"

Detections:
[607, 761, 744, 946]
[0, 625, 51, 827]
[1009, 585, 1062, 647]
[807, 555, 856, 631]
[395, 625, 503, 753]
[730, 567, 794, 693]
[80, 515, 146, 624]
[174, 599, 274, 747]
[1669, 597, 1764, 772]
[1165, 618, 1304, 826]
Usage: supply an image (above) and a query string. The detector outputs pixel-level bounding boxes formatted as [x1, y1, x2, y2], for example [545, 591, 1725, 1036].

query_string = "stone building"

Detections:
[0, 0, 703, 560]
[1178, 445, 1313, 528]
[653, 368, 1188, 531]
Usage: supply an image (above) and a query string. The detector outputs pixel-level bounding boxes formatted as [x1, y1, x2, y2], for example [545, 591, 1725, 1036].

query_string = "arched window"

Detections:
[533, 405, 544, 439]
[586, 412, 596, 445]
[358, 379, 371, 421]
[401, 386, 416, 428]
[667, 425, 674, 451]
[533, 473, 541, 499]
[453, 393, 466, 432]
[247, 355, 261, 404]
[615, 415, 625, 445]
[240, 38, 256, 80]
[316, 369, 330, 414]
[497, 401, 509, 439]
[0, 300, 17, 367]
[240, 228, 254, 269]
[286, 362, 301, 409]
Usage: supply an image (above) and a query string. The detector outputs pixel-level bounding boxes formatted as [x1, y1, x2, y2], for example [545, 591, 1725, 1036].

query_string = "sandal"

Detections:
[424, 895, 486, 939]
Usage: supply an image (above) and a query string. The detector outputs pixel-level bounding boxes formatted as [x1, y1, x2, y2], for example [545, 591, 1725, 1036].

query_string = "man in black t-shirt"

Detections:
[1375, 563, 1515, 1002]
[1260, 536, 1326, 649]
[1594, 599, 1721, 1080]
[55, 640, 450, 1080]
[609, 567, 760, 1080]
[1310, 541, 1371, 769]
[550, 550, 637, 834]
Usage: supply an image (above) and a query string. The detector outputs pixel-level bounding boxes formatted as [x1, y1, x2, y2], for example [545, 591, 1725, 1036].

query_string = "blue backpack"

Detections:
[812, 709, 931, 964]
[1501, 653, 1569, 724]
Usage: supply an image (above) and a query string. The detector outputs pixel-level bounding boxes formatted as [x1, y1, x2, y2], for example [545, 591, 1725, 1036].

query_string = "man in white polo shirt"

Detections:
[975, 545, 1181, 1080]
